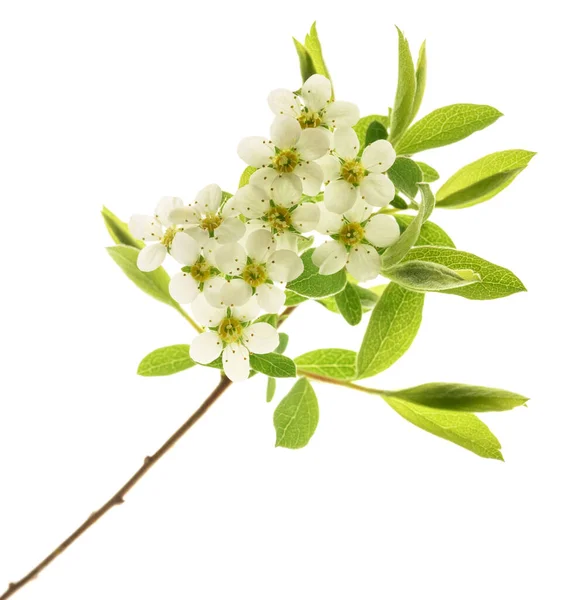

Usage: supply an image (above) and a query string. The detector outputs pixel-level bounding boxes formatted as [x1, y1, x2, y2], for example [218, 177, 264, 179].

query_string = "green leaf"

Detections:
[388, 157, 423, 199]
[286, 248, 347, 298]
[395, 216, 455, 248]
[436, 150, 536, 209]
[384, 260, 481, 292]
[353, 115, 390, 150]
[365, 121, 388, 144]
[381, 183, 435, 269]
[396, 104, 503, 155]
[389, 27, 416, 143]
[106, 245, 177, 308]
[382, 382, 528, 412]
[390, 195, 409, 210]
[274, 378, 319, 449]
[318, 283, 382, 314]
[239, 166, 257, 188]
[255, 313, 279, 327]
[383, 396, 503, 460]
[285, 289, 310, 306]
[335, 282, 363, 325]
[297, 234, 315, 253]
[357, 283, 424, 379]
[304, 22, 331, 84]
[250, 353, 296, 378]
[295, 348, 357, 381]
[137, 344, 195, 377]
[402, 246, 526, 300]
[410, 41, 427, 122]
[415, 161, 439, 182]
[101, 206, 142, 249]
[275, 332, 290, 355]
[266, 378, 277, 403]
[293, 37, 316, 83]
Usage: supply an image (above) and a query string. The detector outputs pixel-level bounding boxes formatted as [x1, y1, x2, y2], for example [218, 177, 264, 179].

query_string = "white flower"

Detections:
[237, 115, 330, 196]
[129, 196, 184, 272]
[312, 202, 401, 282]
[318, 127, 396, 214]
[213, 229, 304, 313]
[189, 295, 279, 382]
[268, 74, 359, 130]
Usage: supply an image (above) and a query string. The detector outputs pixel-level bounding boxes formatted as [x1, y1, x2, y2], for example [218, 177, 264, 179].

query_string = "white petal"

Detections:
[185, 226, 211, 251]
[255, 283, 286, 313]
[243, 322, 280, 354]
[232, 297, 261, 322]
[169, 206, 199, 226]
[315, 205, 343, 234]
[169, 271, 199, 304]
[323, 101, 360, 128]
[214, 217, 246, 244]
[332, 127, 360, 159]
[296, 127, 330, 160]
[155, 196, 183, 227]
[191, 292, 225, 327]
[291, 202, 320, 232]
[364, 214, 401, 248]
[345, 199, 373, 224]
[237, 137, 273, 168]
[317, 154, 341, 182]
[324, 179, 358, 214]
[221, 195, 240, 218]
[267, 249, 304, 283]
[268, 89, 301, 117]
[202, 238, 220, 266]
[346, 244, 381, 282]
[220, 278, 252, 307]
[246, 229, 276, 263]
[203, 276, 228, 307]
[249, 166, 278, 190]
[293, 161, 324, 196]
[193, 183, 223, 214]
[190, 331, 223, 364]
[215, 242, 247, 276]
[272, 175, 302, 207]
[270, 115, 301, 149]
[137, 243, 167, 272]
[234, 184, 269, 219]
[362, 140, 396, 173]
[170, 231, 200, 266]
[312, 240, 347, 275]
[222, 344, 250, 383]
[274, 231, 300, 252]
[359, 173, 395, 208]
[129, 215, 162, 242]
[302, 74, 332, 112]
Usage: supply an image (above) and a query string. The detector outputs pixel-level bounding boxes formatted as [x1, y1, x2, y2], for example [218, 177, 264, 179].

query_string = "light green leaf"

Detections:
[293, 37, 316, 83]
[102, 206, 142, 249]
[286, 249, 347, 298]
[285, 289, 310, 306]
[137, 344, 195, 377]
[295, 348, 357, 381]
[383, 396, 503, 460]
[275, 333, 290, 355]
[239, 166, 257, 188]
[390, 195, 409, 210]
[436, 150, 536, 209]
[255, 313, 279, 327]
[396, 104, 503, 155]
[410, 41, 427, 122]
[395, 216, 455, 248]
[297, 234, 315, 253]
[384, 260, 481, 292]
[250, 353, 296, 378]
[389, 27, 416, 143]
[304, 22, 331, 84]
[318, 283, 382, 314]
[415, 161, 439, 183]
[382, 382, 528, 412]
[365, 121, 388, 144]
[381, 183, 435, 269]
[353, 115, 390, 151]
[266, 378, 277, 403]
[402, 246, 526, 300]
[335, 282, 363, 325]
[106, 245, 177, 308]
[274, 378, 319, 449]
[357, 283, 424, 379]
[388, 157, 423, 199]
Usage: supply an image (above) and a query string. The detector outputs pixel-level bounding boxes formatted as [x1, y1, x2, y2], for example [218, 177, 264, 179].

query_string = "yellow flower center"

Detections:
[339, 222, 365, 247]
[189, 260, 213, 283]
[340, 159, 366, 185]
[218, 317, 244, 344]
[266, 205, 292, 232]
[161, 226, 178, 248]
[298, 111, 322, 129]
[200, 214, 223, 232]
[272, 149, 300, 173]
[241, 263, 269, 287]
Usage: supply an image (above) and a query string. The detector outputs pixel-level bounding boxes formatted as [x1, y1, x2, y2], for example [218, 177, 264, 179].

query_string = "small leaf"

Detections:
[383, 396, 503, 460]
[102, 206, 142, 249]
[304, 22, 332, 84]
[250, 353, 296, 378]
[137, 345, 195, 377]
[384, 260, 481, 292]
[389, 27, 416, 143]
[382, 383, 528, 412]
[293, 37, 316, 83]
[353, 115, 390, 151]
[415, 161, 439, 182]
[285, 289, 310, 306]
[295, 348, 357, 381]
[381, 183, 435, 269]
[274, 378, 319, 449]
[388, 157, 423, 199]
[390, 195, 409, 210]
[275, 333, 290, 355]
[335, 282, 363, 325]
[357, 283, 424, 379]
[395, 216, 455, 248]
[239, 166, 257, 188]
[402, 246, 526, 300]
[266, 378, 277, 403]
[396, 104, 503, 155]
[254, 313, 279, 327]
[436, 150, 536, 209]
[286, 249, 347, 298]
[365, 121, 388, 144]
[410, 40, 427, 123]
[318, 284, 382, 314]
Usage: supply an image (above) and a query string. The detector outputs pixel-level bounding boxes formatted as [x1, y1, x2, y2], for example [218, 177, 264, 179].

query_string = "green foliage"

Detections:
[388, 157, 423, 199]
[384, 260, 481, 292]
[286, 249, 347, 298]
[396, 104, 503, 155]
[255, 313, 279, 327]
[102, 206, 142, 249]
[239, 166, 257, 188]
[294, 348, 357, 381]
[353, 115, 390, 151]
[275, 333, 290, 355]
[137, 345, 195, 377]
[250, 353, 297, 378]
[416, 161, 439, 182]
[293, 37, 316, 83]
[402, 246, 526, 300]
[304, 22, 332, 84]
[410, 41, 427, 123]
[357, 283, 424, 379]
[334, 282, 363, 325]
[318, 284, 382, 314]
[284, 289, 310, 306]
[274, 378, 319, 449]
[436, 150, 536, 209]
[365, 121, 388, 144]
[395, 216, 455, 248]
[266, 378, 277, 403]
[389, 27, 416, 143]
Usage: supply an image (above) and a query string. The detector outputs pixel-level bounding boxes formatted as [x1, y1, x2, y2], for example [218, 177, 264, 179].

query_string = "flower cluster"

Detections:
[129, 74, 401, 382]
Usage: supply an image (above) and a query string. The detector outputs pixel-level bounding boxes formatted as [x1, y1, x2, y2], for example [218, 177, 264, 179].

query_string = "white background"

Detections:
[1, 1, 563, 598]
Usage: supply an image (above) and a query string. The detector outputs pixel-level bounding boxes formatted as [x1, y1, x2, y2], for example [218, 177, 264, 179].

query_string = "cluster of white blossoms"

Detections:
[129, 74, 401, 382]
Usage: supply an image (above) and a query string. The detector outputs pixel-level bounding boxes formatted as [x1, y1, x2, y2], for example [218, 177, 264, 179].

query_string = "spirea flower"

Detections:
[189, 295, 279, 382]
[268, 74, 360, 130]
[318, 127, 396, 214]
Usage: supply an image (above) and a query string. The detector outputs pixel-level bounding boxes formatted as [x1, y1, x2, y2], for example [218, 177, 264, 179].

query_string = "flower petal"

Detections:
[129, 215, 162, 242]
[155, 196, 183, 227]
[317, 154, 341, 183]
[272, 175, 302, 207]
[191, 292, 224, 326]
[202, 275, 227, 308]
[315, 205, 343, 234]
[193, 183, 223, 214]
[324, 179, 358, 213]
[296, 128, 330, 160]
[169, 206, 200, 226]
[268, 89, 301, 117]
[169, 271, 199, 304]
[291, 202, 320, 232]
[302, 74, 332, 112]
[359, 173, 395, 208]
[170, 231, 199, 265]
[136, 243, 166, 272]
[346, 244, 381, 282]
[237, 137, 273, 168]
[215, 242, 247, 276]
[243, 322, 280, 354]
[323, 101, 360, 128]
[190, 331, 223, 364]
[268, 249, 304, 283]
[246, 229, 276, 263]
[255, 283, 286, 313]
[222, 344, 250, 382]
[332, 127, 360, 159]
[232, 297, 260, 322]
[249, 166, 278, 190]
[234, 184, 269, 219]
[214, 217, 246, 244]
[184, 225, 210, 250]
[362, 140, 396, 173]
[220, 278, 252, 307]
[312, 240, 347, 275]
[364, 214, 401, 248]
[270, 115, 301, 149]
[345, 199, 373, 224]
[293, 161, 324, 196]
